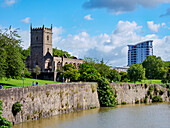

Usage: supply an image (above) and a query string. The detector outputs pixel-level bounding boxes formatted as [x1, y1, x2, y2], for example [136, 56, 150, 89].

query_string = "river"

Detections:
[14, 103, 170, 128]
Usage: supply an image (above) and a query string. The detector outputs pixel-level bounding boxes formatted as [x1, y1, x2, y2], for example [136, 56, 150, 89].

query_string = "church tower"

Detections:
[30, 24, 53, 71]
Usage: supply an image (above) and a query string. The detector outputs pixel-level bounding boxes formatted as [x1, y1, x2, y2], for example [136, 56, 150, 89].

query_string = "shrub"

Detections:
[159, 90, 164, 95]
[12, 101, 23, 117]
[97, 77, 116, 107]
[152, 95, 163, 102]
[149, 86, 154, 91]
[121, 101, 126, 105]
[135, 98, 139, 104]
[144, 95, 148, 103]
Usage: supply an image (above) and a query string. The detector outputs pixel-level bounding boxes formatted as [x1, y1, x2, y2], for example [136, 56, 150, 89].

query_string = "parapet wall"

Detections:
[111, 83, 169, 104]
[0, 83, 99, 124]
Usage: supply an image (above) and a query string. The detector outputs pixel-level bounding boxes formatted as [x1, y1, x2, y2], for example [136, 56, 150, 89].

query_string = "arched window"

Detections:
[36, 36, 38, 40]
[47, 35, 49, 40]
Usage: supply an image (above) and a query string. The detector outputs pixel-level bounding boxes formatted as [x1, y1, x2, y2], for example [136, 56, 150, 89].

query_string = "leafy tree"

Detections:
[128, 63, 145, 83]
[33, 65, 41, 79]
[108, 69, 121, 82]
[79, 62, 101, 82]
[62, 64, 80, 81]
[97, 77, 116, 107]
[0, 100, 12, 128]
[95, 61, 110, 78]
[142, 56, 165, 79]
[0, 26, 25, 79]
[53, 48, 75, 58]
[119, 72, 128, 82]
[162, 61, 170, 83]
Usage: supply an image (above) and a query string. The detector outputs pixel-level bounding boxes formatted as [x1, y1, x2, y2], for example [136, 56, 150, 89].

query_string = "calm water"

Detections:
[14, 103, 170, 128]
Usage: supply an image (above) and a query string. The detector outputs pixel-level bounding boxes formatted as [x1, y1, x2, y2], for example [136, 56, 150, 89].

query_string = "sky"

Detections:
[0, 0, 170, 66]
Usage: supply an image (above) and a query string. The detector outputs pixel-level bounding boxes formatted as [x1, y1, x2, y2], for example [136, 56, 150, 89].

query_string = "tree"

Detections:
[108, 69, 121, 82]
[119, 72, 128, 82]
[33, 65, 41, 79]
[79, 62, 101, 82]
[97, 77, 116, 107]
[0, 26, 25, 79]
[95, 62, 110, 78]
[162, 61, 170, 83]
[128, 63, 145, 83]
[0, 100, 12, 128]
[142, 56, 165, 79]
[62, 63, 80, 82]
[53, 48, 75, 58]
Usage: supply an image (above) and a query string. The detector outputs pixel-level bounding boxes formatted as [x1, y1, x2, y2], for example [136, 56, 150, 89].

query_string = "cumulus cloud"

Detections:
[82, 0, 169, 14]
[21, 17, 30, 24]
[4, 0, 16, 6]
[147, 21, 160, 32]
[160, 8, 170, 17]
[56, 21, 170, 66]
[84, 14, 94, 20]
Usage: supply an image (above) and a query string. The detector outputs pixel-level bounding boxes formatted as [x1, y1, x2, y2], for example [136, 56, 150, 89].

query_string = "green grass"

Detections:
[0, 78, 60, 88]
[115, 79, 164, 84]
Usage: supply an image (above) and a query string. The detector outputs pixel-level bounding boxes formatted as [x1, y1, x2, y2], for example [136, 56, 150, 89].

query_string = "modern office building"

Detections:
[128, 40, 153, 66]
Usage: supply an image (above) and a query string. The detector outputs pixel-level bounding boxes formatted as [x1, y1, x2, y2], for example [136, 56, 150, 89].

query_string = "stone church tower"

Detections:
[30, 24, 53, 71]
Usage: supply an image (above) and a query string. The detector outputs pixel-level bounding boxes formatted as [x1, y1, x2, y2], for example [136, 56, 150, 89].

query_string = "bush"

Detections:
[121, 101, 126, 105]
[144, 95, 148, 103]
[167, 90, 170, 97]
[97, 77, 116, 107]
[12, 101, 22, 117]
[152, 95, 163, 102]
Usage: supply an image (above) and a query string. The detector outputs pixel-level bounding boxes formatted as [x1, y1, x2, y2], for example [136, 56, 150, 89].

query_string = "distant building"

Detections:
[111, 66, 129, 73]
[128, 40, 153, 66]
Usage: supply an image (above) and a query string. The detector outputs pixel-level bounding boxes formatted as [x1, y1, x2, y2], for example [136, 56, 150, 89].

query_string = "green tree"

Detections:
[0, 100, 12, 128]
[33, 65, 41, 79]
[97, 77, 116, 107]
[128, 63, 145, 83]
[162, 61, 170, 83]
[119, 72, 128, 82]
[53, 48, 75, 58]
[79, 62, 101, 82]
[95, 62, 110, 78]
[0, 26, 25, 79]
[142, 56, 165, 79]
[108, 69, 121, 82]
[62, 63, 80, 81]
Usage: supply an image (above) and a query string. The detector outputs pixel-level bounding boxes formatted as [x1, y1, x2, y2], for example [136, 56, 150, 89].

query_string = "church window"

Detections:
[47, 35, 49, 40]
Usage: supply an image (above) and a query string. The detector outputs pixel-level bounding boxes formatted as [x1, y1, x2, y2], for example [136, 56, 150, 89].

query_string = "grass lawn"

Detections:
[118, 79, 163, 84]
[0, 78, 60, 88]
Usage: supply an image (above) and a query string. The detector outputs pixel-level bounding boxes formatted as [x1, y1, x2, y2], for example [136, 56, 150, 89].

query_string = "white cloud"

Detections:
[4, 0, 16, 6]
[147, 21, 160, 32]
[21, 17, 30, 24]
[84, 14, 94, 21]
[56, 21, 170, 66]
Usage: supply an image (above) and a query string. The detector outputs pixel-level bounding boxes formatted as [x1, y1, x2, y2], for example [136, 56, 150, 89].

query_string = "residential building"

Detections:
[128, 40, 153, 66]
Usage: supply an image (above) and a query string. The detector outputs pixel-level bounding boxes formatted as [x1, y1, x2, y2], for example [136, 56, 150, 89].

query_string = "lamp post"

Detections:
[23, 68, 25, 87]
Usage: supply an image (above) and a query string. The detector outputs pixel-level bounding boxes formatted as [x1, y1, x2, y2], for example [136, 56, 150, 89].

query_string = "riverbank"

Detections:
[13, 102, 170, 128]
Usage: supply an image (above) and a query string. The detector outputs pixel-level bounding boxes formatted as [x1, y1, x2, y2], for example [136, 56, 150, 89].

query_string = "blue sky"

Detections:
[0, 0, 170, 66]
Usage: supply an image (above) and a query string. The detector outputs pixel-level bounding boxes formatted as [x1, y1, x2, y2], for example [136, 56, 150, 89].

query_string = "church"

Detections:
[26, 25, 84, 81]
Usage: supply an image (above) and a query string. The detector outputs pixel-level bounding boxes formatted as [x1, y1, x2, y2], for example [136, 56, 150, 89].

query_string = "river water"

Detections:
[14, 103, 170, 128]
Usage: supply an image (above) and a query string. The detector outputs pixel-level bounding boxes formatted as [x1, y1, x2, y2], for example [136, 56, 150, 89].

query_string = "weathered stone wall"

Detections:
[0, 83, 99, 124]
[111, 83, 169, 104]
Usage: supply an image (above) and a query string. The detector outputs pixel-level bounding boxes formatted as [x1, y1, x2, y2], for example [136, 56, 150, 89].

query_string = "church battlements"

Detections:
[30, 24, 52, 31]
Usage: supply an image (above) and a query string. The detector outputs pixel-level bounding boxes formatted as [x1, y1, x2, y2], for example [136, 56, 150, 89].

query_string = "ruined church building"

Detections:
[26, 25, 83, 81]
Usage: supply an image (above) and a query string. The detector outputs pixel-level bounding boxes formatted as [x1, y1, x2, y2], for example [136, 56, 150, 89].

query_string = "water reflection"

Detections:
[14, 103, 170, 128]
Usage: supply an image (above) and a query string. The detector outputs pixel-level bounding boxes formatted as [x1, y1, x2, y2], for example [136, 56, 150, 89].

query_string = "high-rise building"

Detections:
[128, 40, 153, 66]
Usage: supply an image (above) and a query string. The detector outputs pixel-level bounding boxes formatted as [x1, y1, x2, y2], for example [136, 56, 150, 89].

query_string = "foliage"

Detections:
[108, 69, 121, 82]
[12, 101, 23, 117]
[79, 62, 101, 82]
[0, 100, 12, 128]
[95, 60, 110, 78]
[119, 72, 128, 82]
[168, 90, 170, 97]
[64, 68, 80, 82]
[161, 61, 170, 83]
[53, 48, 75, 59]
[97, 77, 116, 107]
[33, 65, 41, 79]
[0, 26, 25, 79]
[142, 55, 166, 79]
[152, 95, 163, 102]
[128, 63, 145, 83]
